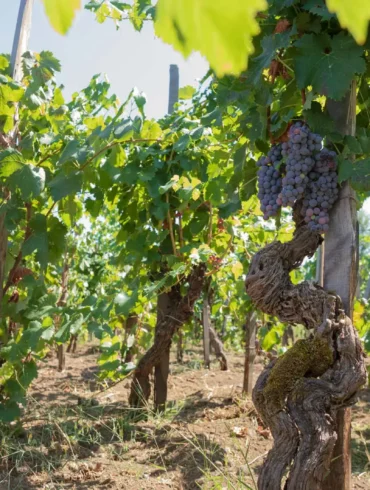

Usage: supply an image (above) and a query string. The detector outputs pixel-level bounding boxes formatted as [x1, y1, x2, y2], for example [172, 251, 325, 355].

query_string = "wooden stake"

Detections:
[11, 0, 34, 81]
[168, 65, 179, 114]
[322, 81, 357, 490]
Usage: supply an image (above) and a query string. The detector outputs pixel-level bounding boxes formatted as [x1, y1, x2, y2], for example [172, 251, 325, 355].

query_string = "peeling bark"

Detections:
[129, 264, 206, 407]
[245, 209, 367, 490]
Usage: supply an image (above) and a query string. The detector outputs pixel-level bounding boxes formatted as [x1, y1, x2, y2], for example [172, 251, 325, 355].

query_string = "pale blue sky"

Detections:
[0, 1, 208, 118]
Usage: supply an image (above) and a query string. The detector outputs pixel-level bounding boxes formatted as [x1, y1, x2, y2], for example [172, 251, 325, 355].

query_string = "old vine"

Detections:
[246, 123, 367, 490]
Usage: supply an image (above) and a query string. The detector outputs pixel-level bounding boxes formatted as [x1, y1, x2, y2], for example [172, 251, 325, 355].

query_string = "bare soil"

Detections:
[0, 344, 369, 490]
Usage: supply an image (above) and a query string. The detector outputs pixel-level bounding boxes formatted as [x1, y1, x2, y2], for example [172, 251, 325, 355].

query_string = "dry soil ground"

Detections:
[0, 344, 369, 490]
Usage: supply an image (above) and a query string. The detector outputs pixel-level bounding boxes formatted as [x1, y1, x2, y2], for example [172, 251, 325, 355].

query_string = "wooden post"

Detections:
[315, 243, 325, 286]
[11, 0, 34, 82]
[322, 82, 357, 490]
[168, 64, 179, 114]
[203, 299, 211, 369]
[243, 311, 257, 395]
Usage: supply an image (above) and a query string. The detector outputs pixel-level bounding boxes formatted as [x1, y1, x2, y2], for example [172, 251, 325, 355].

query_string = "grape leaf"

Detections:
[8, 165, 45, 200]
[0, 149, 24, 177]
[41, 0, 81, 35]
[248, 31, 291, 84]
[0, 56, 9, 71]
[179, 85, 196, 100]
[326, 0, 370, 44]
[240, 160, 257, 202]
[303, 0, 334, 20]
[155, 0, 267, 76]
[294, 32, 366, 100]
[48, 172, 83, 201]
[339, 158, 370, 191]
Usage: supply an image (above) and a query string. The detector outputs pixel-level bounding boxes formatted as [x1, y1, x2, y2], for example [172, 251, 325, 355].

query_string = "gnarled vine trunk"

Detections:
[245, 206, 367, 490]
[129, 264, 205, 408]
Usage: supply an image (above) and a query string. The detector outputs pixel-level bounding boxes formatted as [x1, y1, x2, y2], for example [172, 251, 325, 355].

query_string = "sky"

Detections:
[0, 0, 209, 119]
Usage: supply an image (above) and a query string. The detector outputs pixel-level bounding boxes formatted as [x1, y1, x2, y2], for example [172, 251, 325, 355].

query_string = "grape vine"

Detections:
[257, 122, 339, 233]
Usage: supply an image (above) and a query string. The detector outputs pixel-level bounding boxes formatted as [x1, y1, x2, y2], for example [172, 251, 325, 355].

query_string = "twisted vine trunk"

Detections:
[129, 264, 205, 408]
[245, 209, 367, 490]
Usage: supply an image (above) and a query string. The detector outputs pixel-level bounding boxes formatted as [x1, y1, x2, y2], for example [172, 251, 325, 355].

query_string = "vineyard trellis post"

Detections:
[322, 81, 358, 490]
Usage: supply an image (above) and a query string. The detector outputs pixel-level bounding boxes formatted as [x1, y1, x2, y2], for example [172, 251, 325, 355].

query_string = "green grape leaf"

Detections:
[339, 158, 370, 191]
[248, 31, 291, 84]
[141, 120, 162, 140]
[0, 148, 24, 177]
[0, 56, 9, 71]
[0, 402, 21, 422]
[48, 172, 83, 201]
[134, 89, 146, 118]
[41, 0, 81, 35]
[8, 165, 45, 200]
[114, 291, 138, 316]
[114, 120, 134, 140]
[179, 85, 196, 100]
[17, 322, 44, 353]
[155, 0, 267, 76]
[294, 32, 365, 100]
[326, 0, 370, 44]
[240, 160, 257, 202]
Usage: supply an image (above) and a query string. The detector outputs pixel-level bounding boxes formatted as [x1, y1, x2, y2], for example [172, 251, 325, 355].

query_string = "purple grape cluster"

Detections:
[277, 124, 320, 206]
[257, 145, 283, 220]
[256, 122, 339, 233]
[301, 149, 338, 232]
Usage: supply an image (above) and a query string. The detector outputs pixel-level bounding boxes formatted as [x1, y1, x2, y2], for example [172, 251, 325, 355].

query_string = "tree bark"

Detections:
[203, 299, 211, 369]
[57, 344, 65, 372]
[154, 292, 172, 411]
[243, 311, 257, 394]
[322, 82, 358, 490]
[245, 209, 366, 489]
[176, 330, 183, 363]
[0, 213, 7, 320]
[209, 325, 228, 371]
[67, 334, 78, 353]
[56, 257, 69, 372]
[124, 314, 138, 363]
[129, 264, 205, 407]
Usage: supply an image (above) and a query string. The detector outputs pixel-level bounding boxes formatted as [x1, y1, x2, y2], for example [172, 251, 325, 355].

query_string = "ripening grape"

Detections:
[256, 122, 339, 233]
[257, 144, 284, 219]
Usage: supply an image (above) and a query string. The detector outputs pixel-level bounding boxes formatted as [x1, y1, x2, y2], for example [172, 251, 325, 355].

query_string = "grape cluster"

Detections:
[256, 122, 339, 233]
[257, 145, 283, 220]
[301, 148, 338, 232]
[278, 124, 320, 206]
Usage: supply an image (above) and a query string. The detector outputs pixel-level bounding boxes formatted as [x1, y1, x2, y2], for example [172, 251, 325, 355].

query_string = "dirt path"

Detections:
[0, 344, 369, 489]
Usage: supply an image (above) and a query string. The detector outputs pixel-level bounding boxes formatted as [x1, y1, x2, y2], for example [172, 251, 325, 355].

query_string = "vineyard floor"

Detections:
[0, 343, 369, 490]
